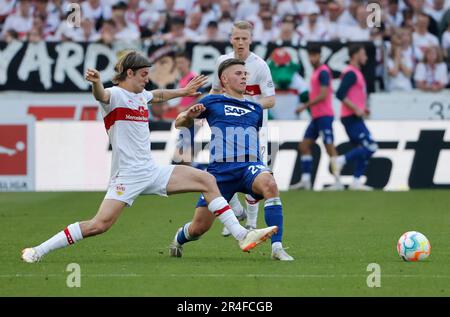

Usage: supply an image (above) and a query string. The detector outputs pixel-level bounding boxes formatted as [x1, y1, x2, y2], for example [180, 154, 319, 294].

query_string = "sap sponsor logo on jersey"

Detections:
[224, 105, 252, 116]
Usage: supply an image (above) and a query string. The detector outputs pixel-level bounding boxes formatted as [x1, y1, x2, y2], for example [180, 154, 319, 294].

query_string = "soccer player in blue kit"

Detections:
[169, 58, 294, 261]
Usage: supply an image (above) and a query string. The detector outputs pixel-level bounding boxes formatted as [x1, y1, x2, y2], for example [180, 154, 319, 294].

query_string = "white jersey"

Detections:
[100, 86, 155, 179]
[212, 51, 275, 101]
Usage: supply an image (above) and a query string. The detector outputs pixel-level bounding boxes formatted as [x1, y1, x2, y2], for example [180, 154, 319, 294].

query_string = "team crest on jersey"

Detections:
[224, 105, 251, 116]
[116, 184, 126, 196]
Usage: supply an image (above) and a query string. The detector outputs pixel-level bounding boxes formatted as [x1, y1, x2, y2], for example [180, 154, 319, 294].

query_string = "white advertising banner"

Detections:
[266, 121, 450, 191]
[369, 90, 450, 120]
[32, 121, 450, 192]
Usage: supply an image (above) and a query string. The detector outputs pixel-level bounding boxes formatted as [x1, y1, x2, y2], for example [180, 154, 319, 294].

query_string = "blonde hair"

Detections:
[231, 20, 253, 35]
[112, 50, 151, 84]
[389, 29, 402, 59]
[423, 46, 444, 64]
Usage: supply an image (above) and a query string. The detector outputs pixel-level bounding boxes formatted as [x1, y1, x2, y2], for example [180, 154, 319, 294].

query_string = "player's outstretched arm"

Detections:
[85, 68, 110, 104]
[151, 75, 208, 102]
[175, 104, 206, 129]
[257, 95, 275, 109]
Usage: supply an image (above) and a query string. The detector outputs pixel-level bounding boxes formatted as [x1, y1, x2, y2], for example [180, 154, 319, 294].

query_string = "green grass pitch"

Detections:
[1, 190, 449, 296]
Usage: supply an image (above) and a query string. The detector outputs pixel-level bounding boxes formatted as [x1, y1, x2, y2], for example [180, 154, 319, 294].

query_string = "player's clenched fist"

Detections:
[85, 68, 101, 83]
[186, 104, 206, 118]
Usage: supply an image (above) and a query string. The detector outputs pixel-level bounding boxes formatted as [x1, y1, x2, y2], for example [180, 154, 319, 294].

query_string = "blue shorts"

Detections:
[341, 115, 377, 150]
[304, 116, 334, 145]
[196, 161, 270, 208]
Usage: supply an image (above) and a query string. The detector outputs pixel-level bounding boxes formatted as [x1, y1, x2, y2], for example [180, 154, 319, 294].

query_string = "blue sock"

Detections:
[354, 158, 369, 178]
[264, 198, 283, 244]
[176, 222, 198, 245]
[301, 155, 313, 175]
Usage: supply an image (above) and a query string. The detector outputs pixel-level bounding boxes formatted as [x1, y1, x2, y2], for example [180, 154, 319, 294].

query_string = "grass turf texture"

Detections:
[1, 190, 449, 296]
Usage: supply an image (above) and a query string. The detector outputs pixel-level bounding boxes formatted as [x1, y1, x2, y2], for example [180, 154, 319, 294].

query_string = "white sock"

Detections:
[208, 197, 247, 240]
[272, 241, 283, 251]
[182, 222, 199, 242]
[34, 222, 83, 257]
[301, 173, 311, 182]
[245, 194, 259, 228]
[229, 193, 245, 219]
[352, 176, 361, 185]
[337, 155, 346, 165]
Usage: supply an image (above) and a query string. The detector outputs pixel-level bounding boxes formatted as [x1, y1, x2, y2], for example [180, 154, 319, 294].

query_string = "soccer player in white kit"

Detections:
[21, 51, 277, 263]
[210, 21, 276, 235]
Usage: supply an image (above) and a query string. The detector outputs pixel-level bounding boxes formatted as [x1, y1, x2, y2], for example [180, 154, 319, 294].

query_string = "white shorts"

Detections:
[104, 165, 176, 206]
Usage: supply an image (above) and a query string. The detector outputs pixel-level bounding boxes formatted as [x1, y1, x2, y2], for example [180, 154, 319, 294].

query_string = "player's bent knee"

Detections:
[300, 142, 309, 154]
[261, 179, 279, 198]
[200, 172, 218, 191]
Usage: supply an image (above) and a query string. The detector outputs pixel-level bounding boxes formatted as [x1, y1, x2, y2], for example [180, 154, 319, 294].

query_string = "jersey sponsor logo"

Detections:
[103, 107, 149, 130]
[125, 114, 147, 121]
[224, 105, 252, 116]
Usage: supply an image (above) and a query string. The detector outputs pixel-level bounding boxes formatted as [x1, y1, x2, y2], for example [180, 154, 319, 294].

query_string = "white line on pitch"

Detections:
[1, 273, 450, 279]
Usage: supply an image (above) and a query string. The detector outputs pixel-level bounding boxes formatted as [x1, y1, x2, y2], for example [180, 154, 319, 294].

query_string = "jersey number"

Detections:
[248, 165, 266, 175]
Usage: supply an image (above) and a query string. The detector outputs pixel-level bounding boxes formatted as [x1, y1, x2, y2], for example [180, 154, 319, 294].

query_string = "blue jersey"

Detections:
[197, 94, 263, 164]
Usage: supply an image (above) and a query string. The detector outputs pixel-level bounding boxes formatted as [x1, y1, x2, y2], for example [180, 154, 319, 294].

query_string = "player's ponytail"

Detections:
[112, 50, 152, 84]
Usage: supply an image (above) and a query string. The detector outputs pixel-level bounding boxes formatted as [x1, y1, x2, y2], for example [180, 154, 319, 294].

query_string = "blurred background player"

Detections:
[170, 51, 205, 167]
[210, 20, 276, 235]
[170, 58, 293, 261]
[290, 44, 342, 190]
[267, 47, 309, 120]
[21, 51, 277, 263]
[334, 45, 378, 191]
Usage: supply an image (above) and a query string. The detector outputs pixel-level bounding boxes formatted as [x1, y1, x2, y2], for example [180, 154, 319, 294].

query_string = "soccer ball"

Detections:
[397, 231, 431, 262]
